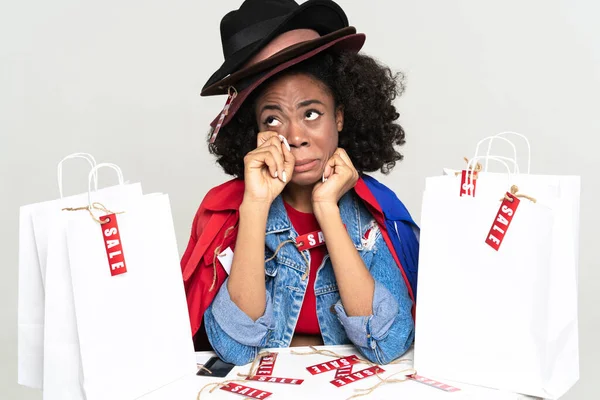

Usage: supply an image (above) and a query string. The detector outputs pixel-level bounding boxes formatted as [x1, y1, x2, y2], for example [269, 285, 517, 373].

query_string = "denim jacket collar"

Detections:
[265, 196, 292, 235]
[265, 191, 365, 249]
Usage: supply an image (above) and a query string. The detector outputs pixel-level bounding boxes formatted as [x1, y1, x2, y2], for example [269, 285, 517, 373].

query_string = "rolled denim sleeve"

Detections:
[334, 231, 414, 365]
[204, 277, 273, 365]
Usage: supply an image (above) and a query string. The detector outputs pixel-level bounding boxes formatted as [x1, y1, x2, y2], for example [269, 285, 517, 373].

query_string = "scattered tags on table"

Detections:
[255, 353, 278, 376]
[335, 364, 354, 378]
[330, 366, 385, 387]
[220, 383, 272, 399]
[247, 376, 304, 385]
[409, 374, 461, 392]
[306, 355, 360, 375]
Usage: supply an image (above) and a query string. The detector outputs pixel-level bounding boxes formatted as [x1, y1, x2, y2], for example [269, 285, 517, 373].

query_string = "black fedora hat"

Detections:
[207, 31, 365, 143]
[201, 0, 349, 96]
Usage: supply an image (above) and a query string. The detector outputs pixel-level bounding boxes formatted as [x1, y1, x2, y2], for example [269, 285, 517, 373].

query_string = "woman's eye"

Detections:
[264, 116, 281, 127]
[305, 110, 322, 121]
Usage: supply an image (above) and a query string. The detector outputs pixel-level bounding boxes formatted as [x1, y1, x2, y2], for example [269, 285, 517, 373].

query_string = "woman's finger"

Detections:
[256, 131, 280, 148]
[245, 148, 277, 179]
[336, 150, 358, 182]
[251, 144, 285, 181]
[331, 154, 348, 168]
[265, 144, 286, 182]
[335, 148, 355, 169]
[256, 137, 286, 180]
[259, 134, 284, 151]
[261, 149, 283, 180]
[323, 156, 335, 181]
[280, 135, 295, 184]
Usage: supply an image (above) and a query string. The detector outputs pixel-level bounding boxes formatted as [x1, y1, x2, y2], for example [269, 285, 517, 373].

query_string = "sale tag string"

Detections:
[454, 157, 483, 176]
[290, 346, 412, 367]
[197, 365, 212, 375]
[290, 346, 415, 400]
[346, 368, 416, 400]
[209, 224, 237, 292]
[222, 347, 415, 400]
[62, 202, 123, 225]
[501, 185, 537, 203]
[265, 239, 310, 280]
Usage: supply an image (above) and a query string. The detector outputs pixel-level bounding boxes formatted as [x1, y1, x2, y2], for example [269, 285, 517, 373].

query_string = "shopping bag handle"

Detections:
[465, 155, 513, 195]
[486, 132, 531, 174]
[473, 137, 519, 174]
[57, 153, 98, 199]
[87, 163, 125, 210]
[478, 132, 531, 174]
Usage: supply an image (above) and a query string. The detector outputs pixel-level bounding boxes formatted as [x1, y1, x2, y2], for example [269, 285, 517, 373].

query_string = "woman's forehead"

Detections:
[256, 73, 333, 105]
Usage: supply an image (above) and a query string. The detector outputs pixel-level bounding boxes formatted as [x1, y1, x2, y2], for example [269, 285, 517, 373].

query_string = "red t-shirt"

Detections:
[283, 201, 325, 335]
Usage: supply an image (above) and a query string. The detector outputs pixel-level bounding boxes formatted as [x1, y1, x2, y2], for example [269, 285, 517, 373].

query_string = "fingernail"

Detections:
[282, 171, 287, 183]
[279, 135, 291, 151]
[322, 173, 327, 183]
[274, 171, 278, 178]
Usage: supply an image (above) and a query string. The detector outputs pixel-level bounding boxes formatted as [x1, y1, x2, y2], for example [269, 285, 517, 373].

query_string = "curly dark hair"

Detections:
[208, 51, 406, 178]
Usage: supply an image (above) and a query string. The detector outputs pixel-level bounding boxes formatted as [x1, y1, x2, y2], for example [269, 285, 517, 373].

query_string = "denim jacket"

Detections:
[204, 190, 415, 365]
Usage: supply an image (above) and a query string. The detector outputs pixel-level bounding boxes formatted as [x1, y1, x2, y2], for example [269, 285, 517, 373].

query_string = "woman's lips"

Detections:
[294, 159, 318, 173]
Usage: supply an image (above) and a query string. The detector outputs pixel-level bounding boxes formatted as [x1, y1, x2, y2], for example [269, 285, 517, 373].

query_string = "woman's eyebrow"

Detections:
[297, 99, 324, 109]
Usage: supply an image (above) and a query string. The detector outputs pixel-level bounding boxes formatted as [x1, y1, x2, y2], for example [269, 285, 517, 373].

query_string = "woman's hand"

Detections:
[312, 148, 359, 207]
[243, 131, 295, 205]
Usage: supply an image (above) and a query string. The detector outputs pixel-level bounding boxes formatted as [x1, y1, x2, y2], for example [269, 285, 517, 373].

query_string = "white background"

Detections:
[1, 1, 598, 398]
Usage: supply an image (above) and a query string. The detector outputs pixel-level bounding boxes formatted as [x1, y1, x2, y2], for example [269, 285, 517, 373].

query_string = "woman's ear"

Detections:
[335, 105, 344, 132]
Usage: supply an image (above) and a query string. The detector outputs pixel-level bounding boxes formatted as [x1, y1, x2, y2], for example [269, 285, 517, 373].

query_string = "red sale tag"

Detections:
[100, 214, 127, 276]
[335, 364, 353, 378]
[220, 383, 272, 399]
[459, 170, 477, 197]
[330, 366, 385, 387]
[255, 353, 277, 376]
[409, 374, 461, 392]
[296, 229, 325, 252]
[485, 193, 520, 251]
[247, 376, 304, 385]
[306, 355, 360, 375]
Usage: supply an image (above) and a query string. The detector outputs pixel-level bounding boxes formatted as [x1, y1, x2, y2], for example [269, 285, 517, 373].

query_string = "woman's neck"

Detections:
[282, 183, 315, 213]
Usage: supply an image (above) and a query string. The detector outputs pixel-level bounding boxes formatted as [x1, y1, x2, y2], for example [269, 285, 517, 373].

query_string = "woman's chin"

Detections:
[289, 171, 322, 187]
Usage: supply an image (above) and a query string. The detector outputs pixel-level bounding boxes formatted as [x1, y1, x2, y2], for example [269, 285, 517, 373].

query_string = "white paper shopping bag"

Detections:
[42, 165, 144, 400]
[42, 219, 85, 400]
[415, 134, 580, 399]
[18, 153, 102, 389]
[415, 188, 556, 397]
[64, 189, 195, 400]
[18, 205, 46, 389]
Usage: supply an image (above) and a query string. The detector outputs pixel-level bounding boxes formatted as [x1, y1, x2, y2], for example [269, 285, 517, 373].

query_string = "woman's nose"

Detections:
[283, 122, 309, 148]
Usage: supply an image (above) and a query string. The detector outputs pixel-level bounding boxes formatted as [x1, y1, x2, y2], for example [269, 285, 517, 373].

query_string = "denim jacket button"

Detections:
[330, 305, 337, 315]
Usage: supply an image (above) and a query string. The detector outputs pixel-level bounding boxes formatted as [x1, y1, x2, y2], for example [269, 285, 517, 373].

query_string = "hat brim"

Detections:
[202, 0, 349, 96]
[202, 26, 356, 97]
[209, 32, 366, 130]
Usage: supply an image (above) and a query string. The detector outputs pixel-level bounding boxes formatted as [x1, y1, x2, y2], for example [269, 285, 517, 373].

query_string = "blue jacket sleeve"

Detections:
[204, 277, 274, 365]
[333, 228, 414, 364]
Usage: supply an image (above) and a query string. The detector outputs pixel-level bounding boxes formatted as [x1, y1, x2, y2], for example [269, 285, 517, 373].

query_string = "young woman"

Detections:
[182, 0, 419, 366]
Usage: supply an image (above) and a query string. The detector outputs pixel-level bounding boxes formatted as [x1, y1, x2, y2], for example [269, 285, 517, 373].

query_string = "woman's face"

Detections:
[255, 73, 343, 186]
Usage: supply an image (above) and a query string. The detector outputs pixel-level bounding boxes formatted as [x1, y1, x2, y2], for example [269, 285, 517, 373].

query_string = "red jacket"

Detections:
[181, 177, 415, 342]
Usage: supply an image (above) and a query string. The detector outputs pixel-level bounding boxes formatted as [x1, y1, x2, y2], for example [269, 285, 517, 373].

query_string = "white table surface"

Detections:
[139, 345, 542, 400]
